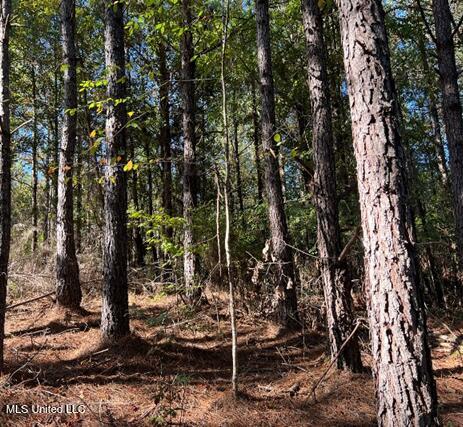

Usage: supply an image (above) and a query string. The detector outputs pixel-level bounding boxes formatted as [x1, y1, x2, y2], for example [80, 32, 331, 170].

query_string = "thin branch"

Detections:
[415, 0, 437, 44]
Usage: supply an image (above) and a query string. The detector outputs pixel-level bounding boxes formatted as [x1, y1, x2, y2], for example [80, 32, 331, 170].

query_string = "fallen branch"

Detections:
[338, 225, 361, 263]
[309, 319, 362, 402]
[6, 291, 55, 311]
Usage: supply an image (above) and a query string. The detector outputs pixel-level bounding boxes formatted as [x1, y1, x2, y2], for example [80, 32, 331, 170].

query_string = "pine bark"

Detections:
[336, 0, 439, 424]
[431, 0, 463, 282]
[301, 0, 362, 372]
[101, 0, 130, 340]
[56, 0, 81, 309]
[181, 0, 200, 303]
[255, 0, 298, 329]
[0, 0, 11, 372]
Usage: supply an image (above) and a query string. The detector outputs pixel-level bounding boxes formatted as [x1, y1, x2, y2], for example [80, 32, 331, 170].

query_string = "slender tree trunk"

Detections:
[417, 34, 448, 187]
[130, 140, 144, 267]
[337, 0, 439, 424]
[101, 0, 130, 341]
[220, 0, 238, 396]
[52, 49, 60, 229]
[31, 67, 38, 252]
[143, 138, 158, 264]
[233, 118, 244, 216]
[43, 146, 50, 244]
[0, 0, 11, 372]
[159, 42, 173, 235]
[255, 0, 298, 329]
[251, 82, 263, 202]
[181, 0, 200, 303]
[301, 0, 362, 372]
[431, 0, 463, 285]
[56, 0, 81, 309]
[75, 134, 82, 253]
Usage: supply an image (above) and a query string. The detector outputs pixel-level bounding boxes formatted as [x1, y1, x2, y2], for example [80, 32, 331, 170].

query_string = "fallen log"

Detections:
[6, 291, 55, 311]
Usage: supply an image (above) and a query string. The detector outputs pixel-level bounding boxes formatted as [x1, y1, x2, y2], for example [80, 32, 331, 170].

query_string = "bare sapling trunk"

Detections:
[101, 0, 130, 341]
[221, 0, 238, 396]
[255, 0, 298, 329]
[301, 0, 362, 372]
[0, 0, 11, 372]
[337, 0, 439, 424]
[31, 67, 38, 252]
[56, 0, 81, 309]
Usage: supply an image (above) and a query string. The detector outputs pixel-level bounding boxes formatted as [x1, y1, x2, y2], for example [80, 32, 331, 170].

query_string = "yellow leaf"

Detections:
[128, 111, 135, 118]
[123, 160, 134, 172]
[89, 129, 97, 138]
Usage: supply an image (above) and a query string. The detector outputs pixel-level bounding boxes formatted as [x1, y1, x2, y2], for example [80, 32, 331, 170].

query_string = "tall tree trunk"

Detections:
[159, 42, 173, 235]
[75, 134, 82, 253]
[431, 0, 463, 285]
[337, 0, 439, 424]
[101, 0, 129, 340]
[43, 145, 50, 244]
[56, 0, 81, 309]
[0, 0, 11, 372]
[301, 0, 362, 372]
[181, 0, 200, 303]
[251, 82, 263, 202]
[255, 0, 298, 329]
[143, 138, 158, 264]
[417, 34, 448, 187]
[52, 48, 60, 230]
[31, 67, 38, 252]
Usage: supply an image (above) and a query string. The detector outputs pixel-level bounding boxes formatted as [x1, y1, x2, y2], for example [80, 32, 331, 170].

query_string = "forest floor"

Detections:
[0, 285, 462, 426]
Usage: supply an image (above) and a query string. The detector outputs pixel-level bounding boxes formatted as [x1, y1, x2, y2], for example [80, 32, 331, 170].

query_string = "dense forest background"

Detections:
[0, 0, 462, 425]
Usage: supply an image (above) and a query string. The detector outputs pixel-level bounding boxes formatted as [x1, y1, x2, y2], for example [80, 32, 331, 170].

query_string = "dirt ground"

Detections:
[0, 290, 462, 426]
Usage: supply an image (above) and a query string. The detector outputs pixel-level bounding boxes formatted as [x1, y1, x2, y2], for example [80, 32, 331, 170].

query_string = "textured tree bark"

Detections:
[431, 0, 463, 285]
[101, 0, 130, 341]
[301, 0, 362, 372]
[56, 0, 81, 309]
[0, 0, 11, 372]
[337, 0, 439, 424]
[31, 67, 38, 252]
[181, 0, 200, 303]
[255, 0, 298, 329]
[159, 42, 173, 237]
